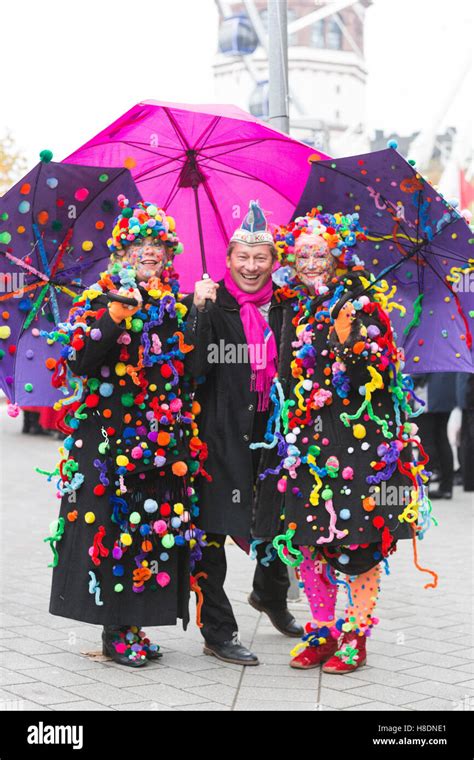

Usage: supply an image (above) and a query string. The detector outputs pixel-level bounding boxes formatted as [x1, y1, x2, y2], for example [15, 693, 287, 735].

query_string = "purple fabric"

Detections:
[0, 160, 142, 405]
[63, 100, 329, 293]
[294, 148, 474, 374]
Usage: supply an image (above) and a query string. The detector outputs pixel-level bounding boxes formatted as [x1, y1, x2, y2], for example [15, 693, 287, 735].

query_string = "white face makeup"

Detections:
[126, 242, 168, 284]
[226, 243, 274, 293]
[294, 233, 337, 291]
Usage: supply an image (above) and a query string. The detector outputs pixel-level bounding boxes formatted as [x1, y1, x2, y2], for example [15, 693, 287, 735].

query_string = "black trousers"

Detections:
[460, 410, 474, 492]
[196, 533, 290, 644]
[417, 411, 454, 492]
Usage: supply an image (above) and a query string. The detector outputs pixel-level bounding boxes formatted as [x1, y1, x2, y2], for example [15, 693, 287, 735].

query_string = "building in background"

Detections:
[214, 1, 473, 213]
[215, 0, 373, 154]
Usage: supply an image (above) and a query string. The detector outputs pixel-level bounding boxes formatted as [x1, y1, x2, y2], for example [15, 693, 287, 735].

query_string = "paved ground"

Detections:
[0, 404, 473, 712]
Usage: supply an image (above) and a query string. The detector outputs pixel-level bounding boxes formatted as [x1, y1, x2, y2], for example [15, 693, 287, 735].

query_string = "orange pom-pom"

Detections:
[157, 431, 171, 447]
[171, 461, 188, 477]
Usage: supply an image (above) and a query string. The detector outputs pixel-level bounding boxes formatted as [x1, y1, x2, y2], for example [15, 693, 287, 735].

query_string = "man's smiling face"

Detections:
[226, 243, 274, 293]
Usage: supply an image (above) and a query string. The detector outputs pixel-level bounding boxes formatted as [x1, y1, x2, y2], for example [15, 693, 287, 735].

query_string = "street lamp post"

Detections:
[268, 4, 300, 603]
[267, 0, 289, 135]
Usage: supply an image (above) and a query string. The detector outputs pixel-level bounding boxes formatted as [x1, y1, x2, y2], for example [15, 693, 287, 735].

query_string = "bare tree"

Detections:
[0, 132, 27, 196]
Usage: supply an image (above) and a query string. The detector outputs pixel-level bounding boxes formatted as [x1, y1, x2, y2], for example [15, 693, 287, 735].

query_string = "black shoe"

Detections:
[248, 592, 304, 638]
[102, 626, 148, 667]
[429, 489, 453, 500]
[203, 639, 259, 666]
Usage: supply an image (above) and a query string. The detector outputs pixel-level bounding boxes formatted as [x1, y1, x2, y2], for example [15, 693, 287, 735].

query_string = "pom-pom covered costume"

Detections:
[41, 200, 208, 636]
[252, 212, 438, 669]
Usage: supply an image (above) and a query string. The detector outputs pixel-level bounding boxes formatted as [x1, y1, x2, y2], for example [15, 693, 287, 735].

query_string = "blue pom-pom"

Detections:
[387, 139, 398, 149]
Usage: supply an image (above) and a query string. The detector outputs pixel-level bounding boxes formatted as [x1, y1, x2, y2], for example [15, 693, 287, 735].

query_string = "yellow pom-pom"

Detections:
[353, 423, 366, 439]
[0, 325, 11, 340]
[120, 533, 133, 546]
[85, 512, 95, 524]
[116, 455, 129, 467]
[115, 362, 127, 377]
[81, 240, 94, 252]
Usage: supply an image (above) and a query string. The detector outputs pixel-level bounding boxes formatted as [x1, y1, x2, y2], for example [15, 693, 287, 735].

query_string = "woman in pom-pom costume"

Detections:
[252, 210, 437, 672]
[42, 197, 208, 667]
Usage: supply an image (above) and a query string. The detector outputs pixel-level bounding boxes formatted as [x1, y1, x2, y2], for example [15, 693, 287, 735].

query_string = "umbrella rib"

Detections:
[316, 161, 469, 268]
[194, 117, 222, 151]
[47, 169, 135, 276]
[161, 171, 184, 211]
[364, 220, 470, 265]
[74, 137, 184, 161]
[199, 180, 230, 247]
[134, 164, 184, 184]
[198, 157, 297, 206]
[200, 138, 279, 162]
[312, 161, 420, 245]
[133, 156, 185, 181]
[200, 134, 296, 157]
[163, 107, 191, 152]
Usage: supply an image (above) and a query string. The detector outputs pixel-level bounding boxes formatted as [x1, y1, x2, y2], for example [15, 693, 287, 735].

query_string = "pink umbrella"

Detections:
[63, 100, 329, 292]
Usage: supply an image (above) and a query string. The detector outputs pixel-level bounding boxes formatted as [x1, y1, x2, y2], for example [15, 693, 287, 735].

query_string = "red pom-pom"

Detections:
[71, 336, 84, 351]
[160, 364, 173, 379]
[85, 394, 99, 408]
[93, 484, 106, 496]
[160, 502, 171, 517]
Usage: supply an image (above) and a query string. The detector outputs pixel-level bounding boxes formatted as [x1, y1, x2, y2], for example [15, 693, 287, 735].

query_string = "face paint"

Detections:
[294, 234, 337, 291]
[125, 243, 168, 284]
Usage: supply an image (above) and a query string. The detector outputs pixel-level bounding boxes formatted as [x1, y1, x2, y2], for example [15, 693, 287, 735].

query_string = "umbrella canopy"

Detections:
[63, 100, 329, 292]
[293, 147, 474, 374]
[0, 158, 142, 406]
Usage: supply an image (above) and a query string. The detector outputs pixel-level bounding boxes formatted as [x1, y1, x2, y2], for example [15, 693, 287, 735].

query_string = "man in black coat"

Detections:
[183, 201, 302, 665]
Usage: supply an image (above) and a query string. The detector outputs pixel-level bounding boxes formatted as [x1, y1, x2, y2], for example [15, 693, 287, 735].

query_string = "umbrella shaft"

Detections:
[193, 185, 207, 276]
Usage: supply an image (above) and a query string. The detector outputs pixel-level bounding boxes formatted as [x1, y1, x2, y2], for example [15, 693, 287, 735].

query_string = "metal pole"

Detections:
[268, 0, 298, 601]
[267, 0, 289, 135]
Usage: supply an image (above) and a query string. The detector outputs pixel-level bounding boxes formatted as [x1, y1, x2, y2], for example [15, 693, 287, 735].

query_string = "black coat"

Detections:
[253, 276, 414, 572]
[49, 288, 193, 627]
[183, 280, 286, 537]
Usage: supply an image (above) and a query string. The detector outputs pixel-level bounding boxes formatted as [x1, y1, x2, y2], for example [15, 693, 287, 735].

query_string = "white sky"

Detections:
[0, 0, 471, 167]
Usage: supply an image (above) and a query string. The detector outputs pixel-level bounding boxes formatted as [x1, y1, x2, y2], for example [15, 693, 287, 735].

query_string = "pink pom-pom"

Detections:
[7, 403, 20, 418]
[342, 466, 354, 480]
[156, 572, 170, 588]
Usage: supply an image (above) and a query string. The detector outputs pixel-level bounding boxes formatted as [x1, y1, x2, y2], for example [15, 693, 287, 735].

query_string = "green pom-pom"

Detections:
[408, 159, 416, 166]
[52, 220, 62, 231]
[39, 149, 53, 163]
[121, 207, 133, 218]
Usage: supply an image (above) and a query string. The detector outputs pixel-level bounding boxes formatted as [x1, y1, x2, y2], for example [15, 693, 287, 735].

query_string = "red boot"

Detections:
[290, 637, 339, 670]
[322, 631, 367, 674]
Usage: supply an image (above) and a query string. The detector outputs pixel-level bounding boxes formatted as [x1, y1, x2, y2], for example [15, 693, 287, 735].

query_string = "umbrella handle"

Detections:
[201, 272, 213, 311]
[106, 292, 139, 307]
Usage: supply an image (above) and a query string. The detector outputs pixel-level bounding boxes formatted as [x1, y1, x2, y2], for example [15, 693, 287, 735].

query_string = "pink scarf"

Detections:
[224, 269, 278, 411]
